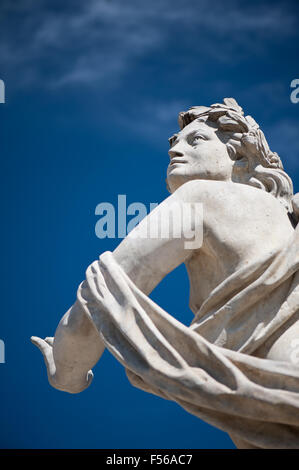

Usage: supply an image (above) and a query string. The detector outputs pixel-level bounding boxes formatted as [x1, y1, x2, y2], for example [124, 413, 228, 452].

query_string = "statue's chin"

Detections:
[167, 174, 186, 193]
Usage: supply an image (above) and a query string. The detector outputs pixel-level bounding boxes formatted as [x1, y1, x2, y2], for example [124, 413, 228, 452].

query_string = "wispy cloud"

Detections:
[115, 98, 188, 145]
[0, 0, 297, 88]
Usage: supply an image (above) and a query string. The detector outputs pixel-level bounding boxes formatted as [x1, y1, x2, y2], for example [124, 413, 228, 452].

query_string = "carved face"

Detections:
[167, 120, 234, 193]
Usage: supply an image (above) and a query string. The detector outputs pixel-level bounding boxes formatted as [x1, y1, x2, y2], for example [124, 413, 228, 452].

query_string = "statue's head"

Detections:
[167, 98, 294, 214]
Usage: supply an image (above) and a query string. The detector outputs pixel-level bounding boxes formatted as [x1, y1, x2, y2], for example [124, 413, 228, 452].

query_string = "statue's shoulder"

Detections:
[174, 179, 285, 211]
[174, 179, 292, 233]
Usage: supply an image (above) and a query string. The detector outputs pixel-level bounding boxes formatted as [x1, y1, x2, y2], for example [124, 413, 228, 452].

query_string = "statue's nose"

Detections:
[168, 148, 184, 159]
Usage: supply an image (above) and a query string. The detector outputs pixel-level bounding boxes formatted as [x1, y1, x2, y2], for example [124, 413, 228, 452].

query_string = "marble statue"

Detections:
[31, 98, 299, 449]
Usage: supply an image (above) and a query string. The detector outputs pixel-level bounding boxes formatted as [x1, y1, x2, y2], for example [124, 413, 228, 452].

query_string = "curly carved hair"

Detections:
[178, 98, 295, 217]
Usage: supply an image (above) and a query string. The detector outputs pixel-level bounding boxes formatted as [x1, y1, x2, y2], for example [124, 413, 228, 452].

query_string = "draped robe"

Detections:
[76, 223, 299, 449]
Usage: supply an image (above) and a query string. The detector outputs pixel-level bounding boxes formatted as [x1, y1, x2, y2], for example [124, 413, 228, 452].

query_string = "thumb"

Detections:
[31, 336, 56, 377]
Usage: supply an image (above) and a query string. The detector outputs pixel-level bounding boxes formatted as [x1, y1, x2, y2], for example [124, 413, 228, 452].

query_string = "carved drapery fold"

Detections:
[77, 226, 299, 449]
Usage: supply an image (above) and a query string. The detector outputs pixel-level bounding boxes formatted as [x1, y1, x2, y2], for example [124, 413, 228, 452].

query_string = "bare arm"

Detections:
[113, 186, 202, 293]
[31, 184, 203, 393]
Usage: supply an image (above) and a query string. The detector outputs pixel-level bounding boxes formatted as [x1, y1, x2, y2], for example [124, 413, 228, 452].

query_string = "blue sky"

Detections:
[0, 0, 298, 449]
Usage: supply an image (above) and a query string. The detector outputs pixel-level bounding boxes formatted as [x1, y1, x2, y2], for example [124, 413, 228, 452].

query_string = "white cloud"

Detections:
[0, 0, 297, 88]
[114, 98, 187, 145]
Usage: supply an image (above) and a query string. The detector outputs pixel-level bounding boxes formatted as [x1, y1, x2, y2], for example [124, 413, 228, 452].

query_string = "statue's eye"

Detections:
[168, 135, 178, 147]
[191, 135, 205, 145]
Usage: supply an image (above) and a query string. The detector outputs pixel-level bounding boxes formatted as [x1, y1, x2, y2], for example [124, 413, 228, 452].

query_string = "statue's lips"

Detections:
[169, 159, 187, 166]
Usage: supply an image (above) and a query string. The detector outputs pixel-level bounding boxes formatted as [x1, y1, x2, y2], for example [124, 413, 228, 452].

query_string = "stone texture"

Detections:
[31, 98, 299, 449]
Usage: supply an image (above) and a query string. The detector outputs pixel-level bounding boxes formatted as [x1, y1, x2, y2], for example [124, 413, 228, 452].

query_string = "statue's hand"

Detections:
[31, 336, 93, 394]
[31, 336, 57, 384]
